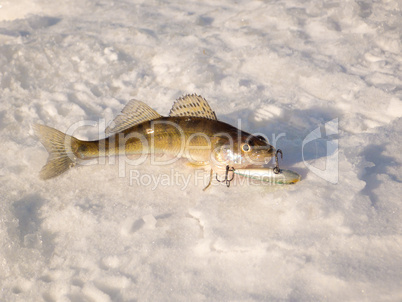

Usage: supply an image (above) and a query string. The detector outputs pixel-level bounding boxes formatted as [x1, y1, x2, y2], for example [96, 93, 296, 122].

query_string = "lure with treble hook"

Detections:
[206, 149, 300, 189]
[234, 149, 301, 185]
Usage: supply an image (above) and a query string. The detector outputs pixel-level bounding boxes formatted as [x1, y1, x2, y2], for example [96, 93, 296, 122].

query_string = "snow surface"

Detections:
[1, 0, 401, 301]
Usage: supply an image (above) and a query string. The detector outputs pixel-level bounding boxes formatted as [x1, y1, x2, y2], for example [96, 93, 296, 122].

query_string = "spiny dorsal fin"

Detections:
[169, 94, 217, 120]
[105, 99, 161, 135]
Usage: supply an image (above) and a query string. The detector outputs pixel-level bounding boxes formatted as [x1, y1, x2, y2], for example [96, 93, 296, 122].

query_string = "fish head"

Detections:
[212, 134, 276, 169]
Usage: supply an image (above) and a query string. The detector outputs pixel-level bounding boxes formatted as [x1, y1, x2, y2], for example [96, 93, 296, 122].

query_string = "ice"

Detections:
[1, 0, 401, 301]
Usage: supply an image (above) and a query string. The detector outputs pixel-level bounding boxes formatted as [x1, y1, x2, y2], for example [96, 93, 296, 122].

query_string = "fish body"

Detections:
[34, 95, 276, 180]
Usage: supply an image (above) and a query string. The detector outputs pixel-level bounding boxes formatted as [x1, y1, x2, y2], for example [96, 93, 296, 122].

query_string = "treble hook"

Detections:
[216, 165, 235, 187]
[273, 149, 283, 174]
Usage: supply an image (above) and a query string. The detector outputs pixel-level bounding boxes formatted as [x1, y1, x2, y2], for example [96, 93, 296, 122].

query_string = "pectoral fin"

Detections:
[203, 169, 214, 191]
[185, 161, 209, 168]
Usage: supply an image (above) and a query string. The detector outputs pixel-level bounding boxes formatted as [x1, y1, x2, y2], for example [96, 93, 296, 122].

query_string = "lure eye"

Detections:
[241, 143, 251, 152]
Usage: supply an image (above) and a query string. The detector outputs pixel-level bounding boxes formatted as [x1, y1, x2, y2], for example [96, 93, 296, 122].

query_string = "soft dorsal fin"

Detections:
[105, 99, 161, 135]
[169, 94, 217, 120]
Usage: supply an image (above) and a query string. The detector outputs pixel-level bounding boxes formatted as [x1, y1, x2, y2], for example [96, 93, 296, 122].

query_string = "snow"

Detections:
[0, 0, 401, 301]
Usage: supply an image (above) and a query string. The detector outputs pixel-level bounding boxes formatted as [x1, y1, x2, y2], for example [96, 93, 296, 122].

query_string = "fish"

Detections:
[234, 168, 301, 185]
[34, 94, 277, 186]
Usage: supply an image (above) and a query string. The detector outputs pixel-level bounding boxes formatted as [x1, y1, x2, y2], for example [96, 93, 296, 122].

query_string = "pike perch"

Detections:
[34, 94, 277, 186]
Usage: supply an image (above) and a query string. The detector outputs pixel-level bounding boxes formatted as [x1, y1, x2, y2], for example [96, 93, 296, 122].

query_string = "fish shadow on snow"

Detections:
[218, 104, 342, 180]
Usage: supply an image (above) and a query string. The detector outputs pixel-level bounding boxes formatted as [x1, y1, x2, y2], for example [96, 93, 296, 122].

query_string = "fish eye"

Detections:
[241, 143, 251, 152]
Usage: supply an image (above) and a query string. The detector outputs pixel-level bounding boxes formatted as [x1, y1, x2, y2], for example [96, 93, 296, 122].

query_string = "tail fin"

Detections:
[33, 124, 79, 180]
